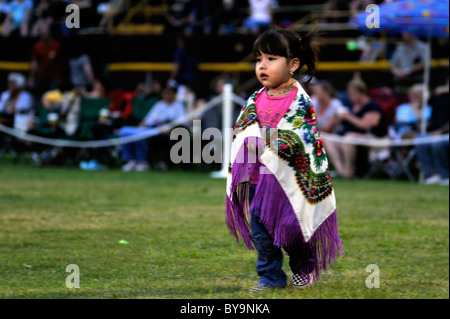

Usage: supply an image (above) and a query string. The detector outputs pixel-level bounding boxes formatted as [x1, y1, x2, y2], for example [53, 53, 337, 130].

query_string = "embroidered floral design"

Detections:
[305, 106, 317, 125]
[293, 118, 303, 128]
[266, 129, 333, 204]
[284, 94, 327, 170]
[314, 137, 324, 157]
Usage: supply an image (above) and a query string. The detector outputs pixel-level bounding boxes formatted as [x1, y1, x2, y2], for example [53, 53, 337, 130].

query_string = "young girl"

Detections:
[225, 29, 343, 291]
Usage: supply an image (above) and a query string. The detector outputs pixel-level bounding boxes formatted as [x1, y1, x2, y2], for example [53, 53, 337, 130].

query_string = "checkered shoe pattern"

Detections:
[291, 273, 311, 289]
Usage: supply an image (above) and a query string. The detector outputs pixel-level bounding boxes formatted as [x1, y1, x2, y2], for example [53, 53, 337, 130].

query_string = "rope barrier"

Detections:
[1, 91, 448, 149]
[321, 132, 449, 147]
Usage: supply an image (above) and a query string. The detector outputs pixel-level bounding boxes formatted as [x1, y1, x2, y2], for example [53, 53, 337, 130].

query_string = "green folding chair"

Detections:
[131, 97, 158, 123]
[74, 97, 110, 140]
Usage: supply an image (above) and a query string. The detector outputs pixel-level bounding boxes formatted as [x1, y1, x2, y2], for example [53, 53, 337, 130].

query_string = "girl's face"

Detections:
[255, 53, 293, 89]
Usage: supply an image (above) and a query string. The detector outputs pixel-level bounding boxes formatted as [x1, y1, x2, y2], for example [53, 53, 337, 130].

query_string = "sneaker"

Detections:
[291, 273, 312, 289]
[88, 159, 102, 170]
[135, 162, 149, 172]
[424, 174, 442, 185]
[122, 161, 136, 172]
[250, 283, 269, 292]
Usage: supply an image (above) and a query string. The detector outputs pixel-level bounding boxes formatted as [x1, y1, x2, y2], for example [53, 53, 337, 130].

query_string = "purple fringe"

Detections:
[225, 142, 343, 281]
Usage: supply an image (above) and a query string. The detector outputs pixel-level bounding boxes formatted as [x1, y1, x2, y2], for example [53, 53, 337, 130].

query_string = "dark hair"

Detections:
[253, 28, 320, 82]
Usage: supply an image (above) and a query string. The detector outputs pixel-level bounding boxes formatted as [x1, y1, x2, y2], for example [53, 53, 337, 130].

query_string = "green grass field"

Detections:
[0, 158, 448, 299]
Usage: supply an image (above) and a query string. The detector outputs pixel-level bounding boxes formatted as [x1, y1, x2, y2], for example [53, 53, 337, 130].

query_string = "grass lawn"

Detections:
[0, 158, 448, 299]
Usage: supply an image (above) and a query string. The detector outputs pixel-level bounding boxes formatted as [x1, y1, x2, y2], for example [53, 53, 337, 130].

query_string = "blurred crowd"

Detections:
[0, 0, 448, 184]
[1, 0, 393, 38]
[0, 0, 296, 38]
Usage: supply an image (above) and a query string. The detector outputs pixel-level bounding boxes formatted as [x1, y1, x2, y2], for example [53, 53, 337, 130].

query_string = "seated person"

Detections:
[416, 79, 449, 185]
[119, 84, 186, 172]
[393, 84, 432, 139]
[27, 112, 68, 166]
[0, 72, 34, 131]
[311, 80, 342, 133]
[325, 79, 389, 178]
[0, 72, 34, 156]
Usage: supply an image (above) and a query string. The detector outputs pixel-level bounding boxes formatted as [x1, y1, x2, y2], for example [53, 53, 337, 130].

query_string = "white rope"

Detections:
[321, 132, 449, 147]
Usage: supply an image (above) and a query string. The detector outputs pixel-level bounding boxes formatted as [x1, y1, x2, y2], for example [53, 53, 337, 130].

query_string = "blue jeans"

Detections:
[416, 140, 449, 179]
[249, 185, 315, 288]
[119, 126, 150, 162]
[251, 209, 287, 288]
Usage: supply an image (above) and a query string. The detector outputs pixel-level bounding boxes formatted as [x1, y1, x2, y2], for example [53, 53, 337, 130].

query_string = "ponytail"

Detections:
[297, 30, 320, 83]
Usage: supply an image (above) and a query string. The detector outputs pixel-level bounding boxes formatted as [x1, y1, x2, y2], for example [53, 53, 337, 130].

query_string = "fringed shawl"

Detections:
[225, 82, 343, 280]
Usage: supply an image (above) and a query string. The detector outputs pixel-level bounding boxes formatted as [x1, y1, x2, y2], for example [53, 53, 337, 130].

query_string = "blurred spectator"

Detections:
[118, 80, 162, 127]
[30, 0, 50, 38]
[325, 79, 388, 178]
[40, 81, 82, 137]
[59, 85, 83, 136]
[416, 78, 449, 185]
[216, 0, 240, 36]
[147, 79, 163, 100]
[0, 73, 34, 157]
[98, 0, 127, 33]
[170, 34, 199, 96]
[1, 0, 33, 37]
[28, 111, 67, 166]
[0, 0, 10, 25]
[28, 23, 64, 101]
[119, 84, 186, 172]
[185, 0, 215, 36]
[79, 108, 116, 170]
[165, 0, 192, 35]
[242, 0, 275, 35]
[85, 78, 107, 98]
[0, 73, 34, 131]
[68, 42, 95, 92]
[33, 0, 69, 37]
[393, 84, 432, 139]
[390, 31, 427, 94]
[311, 80, 342, 133]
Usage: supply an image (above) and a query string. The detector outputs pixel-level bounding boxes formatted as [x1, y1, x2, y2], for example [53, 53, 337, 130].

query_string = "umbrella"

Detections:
[351, 0, 449, 134]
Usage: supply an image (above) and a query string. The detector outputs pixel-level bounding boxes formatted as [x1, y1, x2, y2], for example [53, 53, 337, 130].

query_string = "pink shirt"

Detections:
[255, 88, 298, 128]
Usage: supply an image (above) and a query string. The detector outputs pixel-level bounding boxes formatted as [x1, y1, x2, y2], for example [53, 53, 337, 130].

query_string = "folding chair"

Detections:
[73, 97, 110, 140]
[131, 97, 158, 123]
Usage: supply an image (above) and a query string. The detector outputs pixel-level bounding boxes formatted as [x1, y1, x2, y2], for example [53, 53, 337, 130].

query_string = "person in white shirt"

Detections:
[242, 0, 275, 34]
[311, 80, 343, 134]
[119, 84, 186, 172]
[0, 72, 34, 131]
